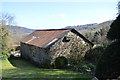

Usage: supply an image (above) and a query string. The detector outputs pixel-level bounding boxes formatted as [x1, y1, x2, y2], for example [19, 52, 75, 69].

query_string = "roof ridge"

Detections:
[35, 28, 74, 31]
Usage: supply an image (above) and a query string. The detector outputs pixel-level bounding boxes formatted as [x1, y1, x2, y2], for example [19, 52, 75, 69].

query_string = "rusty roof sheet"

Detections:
[21, 29, 70, 48]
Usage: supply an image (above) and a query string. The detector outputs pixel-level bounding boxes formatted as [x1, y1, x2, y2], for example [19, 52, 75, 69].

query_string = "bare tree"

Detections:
[0, 13, 14, 50]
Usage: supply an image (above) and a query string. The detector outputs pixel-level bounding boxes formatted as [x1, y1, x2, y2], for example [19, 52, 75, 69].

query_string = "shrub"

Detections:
[71, 63, 95, 73]
[10, 48, 15, 51]
[95, 41, 120, 79]
[85, 46, 105, 63]
[0, 50, 10, 60]
[88, 63, 95, 71]
[54, 56, 68, 69]
[81, 65, 91, 72]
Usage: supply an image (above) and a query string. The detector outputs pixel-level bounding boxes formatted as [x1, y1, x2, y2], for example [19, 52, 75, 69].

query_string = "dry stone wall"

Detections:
[21, 43, 51, 67]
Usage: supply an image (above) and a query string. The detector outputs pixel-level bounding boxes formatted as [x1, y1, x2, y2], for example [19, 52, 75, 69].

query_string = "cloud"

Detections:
[58, 14, 66, 18]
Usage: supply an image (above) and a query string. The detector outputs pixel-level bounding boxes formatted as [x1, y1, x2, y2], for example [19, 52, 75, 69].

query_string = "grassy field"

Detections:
[1, 58, 94, 80]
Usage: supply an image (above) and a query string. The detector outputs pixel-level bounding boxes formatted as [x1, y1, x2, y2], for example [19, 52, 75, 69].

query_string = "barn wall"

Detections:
[48, 31, 92, 63]
[20, 42, 51, 67]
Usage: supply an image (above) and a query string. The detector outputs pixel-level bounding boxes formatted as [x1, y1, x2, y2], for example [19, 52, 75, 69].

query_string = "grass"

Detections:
[1, 58, 94, 80]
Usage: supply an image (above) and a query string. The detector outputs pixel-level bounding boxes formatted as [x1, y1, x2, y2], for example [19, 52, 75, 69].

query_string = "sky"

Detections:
[1, 0, 119, 29]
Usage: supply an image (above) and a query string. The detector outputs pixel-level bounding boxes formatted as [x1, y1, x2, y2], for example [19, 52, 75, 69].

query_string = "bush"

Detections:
[85, 46, 105, 63]
[70, 63, 95, 74]
[81, 65, 91, 72]
[10, 48, 15, 51]
[88, 63, 95, 71]
[95, 41, 120, 79]
[54, 56, 68, 69]
[0, 50, 10, 60]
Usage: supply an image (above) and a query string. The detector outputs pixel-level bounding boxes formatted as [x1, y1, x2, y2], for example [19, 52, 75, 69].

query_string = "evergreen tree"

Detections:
[107, 15, 120, 40]
[95, 14, 120, 79]
[118, 1, 120, 14]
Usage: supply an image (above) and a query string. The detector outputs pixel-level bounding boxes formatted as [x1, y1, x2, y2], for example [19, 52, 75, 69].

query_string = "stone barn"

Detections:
[20, 28, 94, 67]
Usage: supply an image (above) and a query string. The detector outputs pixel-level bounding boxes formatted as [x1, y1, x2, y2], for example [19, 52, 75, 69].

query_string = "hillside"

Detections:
[6, 25, 35, 45]
[6, 25, 34, 34]
[66, 20, 113, 33]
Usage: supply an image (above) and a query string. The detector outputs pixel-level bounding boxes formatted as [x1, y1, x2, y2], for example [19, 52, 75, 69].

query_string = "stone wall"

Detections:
[20, 43, 51, 67]
[48, 31, 92, 64]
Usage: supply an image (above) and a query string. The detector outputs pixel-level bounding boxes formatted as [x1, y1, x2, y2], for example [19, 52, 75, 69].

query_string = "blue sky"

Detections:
[1, 1, 118, 29]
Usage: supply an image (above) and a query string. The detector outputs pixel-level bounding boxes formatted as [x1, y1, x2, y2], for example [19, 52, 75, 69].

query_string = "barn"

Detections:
[20, 28, 94, 67]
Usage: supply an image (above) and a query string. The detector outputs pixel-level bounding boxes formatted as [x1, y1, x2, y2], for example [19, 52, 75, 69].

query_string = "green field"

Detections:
[1, 58, 94, 80]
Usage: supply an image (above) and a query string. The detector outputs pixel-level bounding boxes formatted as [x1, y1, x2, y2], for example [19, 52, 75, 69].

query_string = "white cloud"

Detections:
[58, 14, 66, 18]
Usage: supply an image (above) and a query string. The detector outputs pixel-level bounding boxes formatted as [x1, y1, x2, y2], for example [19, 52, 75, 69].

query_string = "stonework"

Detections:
[48, 31, 92, 64]
[21, 43, 51, 67]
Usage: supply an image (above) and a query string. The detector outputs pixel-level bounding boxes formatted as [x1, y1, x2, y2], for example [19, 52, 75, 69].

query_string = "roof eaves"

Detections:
[35, 28, 73, 31]
[21, 42, 45, 49]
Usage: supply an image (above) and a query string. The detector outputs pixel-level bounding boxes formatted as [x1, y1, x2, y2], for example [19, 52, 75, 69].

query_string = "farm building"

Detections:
[20, 28, 94, 67]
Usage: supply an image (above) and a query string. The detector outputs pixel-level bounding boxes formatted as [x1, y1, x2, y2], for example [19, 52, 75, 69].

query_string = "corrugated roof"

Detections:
[21, 29, 70, 48]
